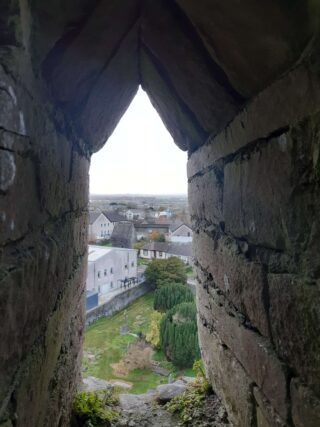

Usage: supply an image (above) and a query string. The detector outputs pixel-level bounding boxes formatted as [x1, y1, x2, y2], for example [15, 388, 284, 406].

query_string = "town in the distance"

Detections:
[86, 194, 194, 311]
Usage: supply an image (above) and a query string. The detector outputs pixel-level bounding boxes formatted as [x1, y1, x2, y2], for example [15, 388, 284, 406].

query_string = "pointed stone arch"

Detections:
[1, 1, 320, 426]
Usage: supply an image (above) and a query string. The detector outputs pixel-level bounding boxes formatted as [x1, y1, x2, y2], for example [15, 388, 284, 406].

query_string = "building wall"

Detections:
[89, 214, 114, 241]
[86, 282, 152, 325]
[86, 248, 138, 294]
[171, 224, 193, 237]
[170, 235, 192, 243]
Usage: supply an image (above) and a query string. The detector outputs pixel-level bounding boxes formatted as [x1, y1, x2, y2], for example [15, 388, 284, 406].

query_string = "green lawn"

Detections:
[83, 293, 194, 394]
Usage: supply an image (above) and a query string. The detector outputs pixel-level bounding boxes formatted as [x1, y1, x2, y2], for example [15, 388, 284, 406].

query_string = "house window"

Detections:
[131, 261, 134, 267]
[125, 264, 128, 269]
[104, 269, 107, 276]
[101, 224, 103, 227]
[143, 250, 148, 256]
[110, 267, 113, 274]
[97, 271, 101, 278]
[187, 232, 190, 236]
[110, 282, 113, 288]
[158, 251, 163, 257]
[104, 224, 106, 227]
[101, 231, 103, 237]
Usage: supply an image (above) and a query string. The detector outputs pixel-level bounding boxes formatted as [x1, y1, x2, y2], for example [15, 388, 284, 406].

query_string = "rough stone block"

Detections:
[140, 48, 206, 151]
[187, 63, 320, 179]
[46, 0, 140, 106]
[78, 25, 139, 151]
[223, 133, 292, 250]
[291, 379, 320, 427]
[254, 387, 288, 427]
[176, 0, 312, 97]
[194, 231, 270, 337]
[269, 274, 320, 396]
[197, 280, 288, 418]
[188, 167, 223, 226]
[141, 0, 241, 134]
[198, 320, 254, 427]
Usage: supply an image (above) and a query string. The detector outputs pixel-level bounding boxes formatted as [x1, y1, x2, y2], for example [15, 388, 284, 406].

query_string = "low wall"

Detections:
[86, 282, 152, 325]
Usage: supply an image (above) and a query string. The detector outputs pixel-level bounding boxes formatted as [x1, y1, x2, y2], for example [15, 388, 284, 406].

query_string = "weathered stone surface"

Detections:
[44, 0, 140, 106]
[197, 280, 288, 419]
[140, 49, 206, 151]
[76, 25, 139, 152]
[82, 376, 113, 392]
[253, 387, 288, 427]
[194, 231, 270, 337]
[187, 63, 320, 179]
[198, 319, 254, 427]
[188, 166, 223, 226]
[141, 0, 242, 134]
[269, 275, 320, 396]
[156, 381, 187, 403]
[176, 0, 314, 97]
[223, 133, 292, 250]
[291, 379, 320, 427]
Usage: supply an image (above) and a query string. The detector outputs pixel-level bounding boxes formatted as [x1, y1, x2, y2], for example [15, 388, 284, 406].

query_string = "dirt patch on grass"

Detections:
[112, 341, 154, 377]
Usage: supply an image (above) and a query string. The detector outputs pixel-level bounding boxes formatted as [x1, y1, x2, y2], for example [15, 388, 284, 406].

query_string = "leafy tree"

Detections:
[133, 239, 146, 250]
[160, 302, 200, 368]
[145, 311, 164, 349]
[156, 234, 166, 242]
[148, 231, 161, 241]
[144, 257, 187, 288]
[154, 283, 194, 312]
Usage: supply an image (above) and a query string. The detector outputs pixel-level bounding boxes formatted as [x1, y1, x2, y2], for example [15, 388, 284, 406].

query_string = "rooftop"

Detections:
[141, 242, 192, 257]
[88, 245, 137, 262]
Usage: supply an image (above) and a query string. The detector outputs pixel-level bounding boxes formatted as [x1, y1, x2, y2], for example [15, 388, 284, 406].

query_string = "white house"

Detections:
[88, 211, 126, 242]
[86, 245, 138, 295]
[140, 242, 192, 264]
[88, 212, 112, 242]
[169, 223, 193, 243]
[125, 209, 145, 221]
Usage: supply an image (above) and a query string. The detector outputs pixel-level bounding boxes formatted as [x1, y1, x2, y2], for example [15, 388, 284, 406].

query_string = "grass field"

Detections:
[83, 292, 194, 394]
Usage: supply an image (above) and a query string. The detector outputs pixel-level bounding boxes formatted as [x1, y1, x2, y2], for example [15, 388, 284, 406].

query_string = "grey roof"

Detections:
[170, 222, 192, 233]
[141, 242, 192, 257]
[102, 211, 126, 223]
[135, 223, 171, 230]
[111, 222, 135, 239]
[89, 211, 102, 224]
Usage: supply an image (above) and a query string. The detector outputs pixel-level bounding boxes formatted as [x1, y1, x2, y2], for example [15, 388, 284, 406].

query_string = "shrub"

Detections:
[154, 283, 194, 312]
[145, 311, 164, 349]
[72, 390, 119, 426]
[160, 302, 200, 368]
[144, 257, 187, 288]
[165, 360, 211, 425]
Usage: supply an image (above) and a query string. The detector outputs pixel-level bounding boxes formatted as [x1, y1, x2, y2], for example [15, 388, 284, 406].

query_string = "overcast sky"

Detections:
[89, 88, 188, 195]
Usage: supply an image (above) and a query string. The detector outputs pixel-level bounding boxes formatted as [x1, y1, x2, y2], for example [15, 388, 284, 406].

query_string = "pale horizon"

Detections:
[89, 88, 188, 195]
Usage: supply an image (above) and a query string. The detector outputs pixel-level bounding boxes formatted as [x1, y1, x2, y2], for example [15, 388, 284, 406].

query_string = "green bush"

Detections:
[165, 360, 210, 425]
[144, 257, 187, 288]
[72, 390, 119, 426]
[160, 302, 200, 368]
[154, 283, 194, 312]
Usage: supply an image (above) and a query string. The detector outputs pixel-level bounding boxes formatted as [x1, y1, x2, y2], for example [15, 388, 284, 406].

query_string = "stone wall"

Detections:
[188, 60, 320, 427]
[0, 17, 90, 425]
[1, 1, 320, 426]
[86, 283, 152, 325]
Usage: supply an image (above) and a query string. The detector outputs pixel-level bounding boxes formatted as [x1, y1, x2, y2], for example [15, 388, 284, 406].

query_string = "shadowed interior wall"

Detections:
[1, 1, 320, 426]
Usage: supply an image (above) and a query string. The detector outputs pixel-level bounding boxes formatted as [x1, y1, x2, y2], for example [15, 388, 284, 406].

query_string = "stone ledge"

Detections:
[187, 62, 320, 178]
